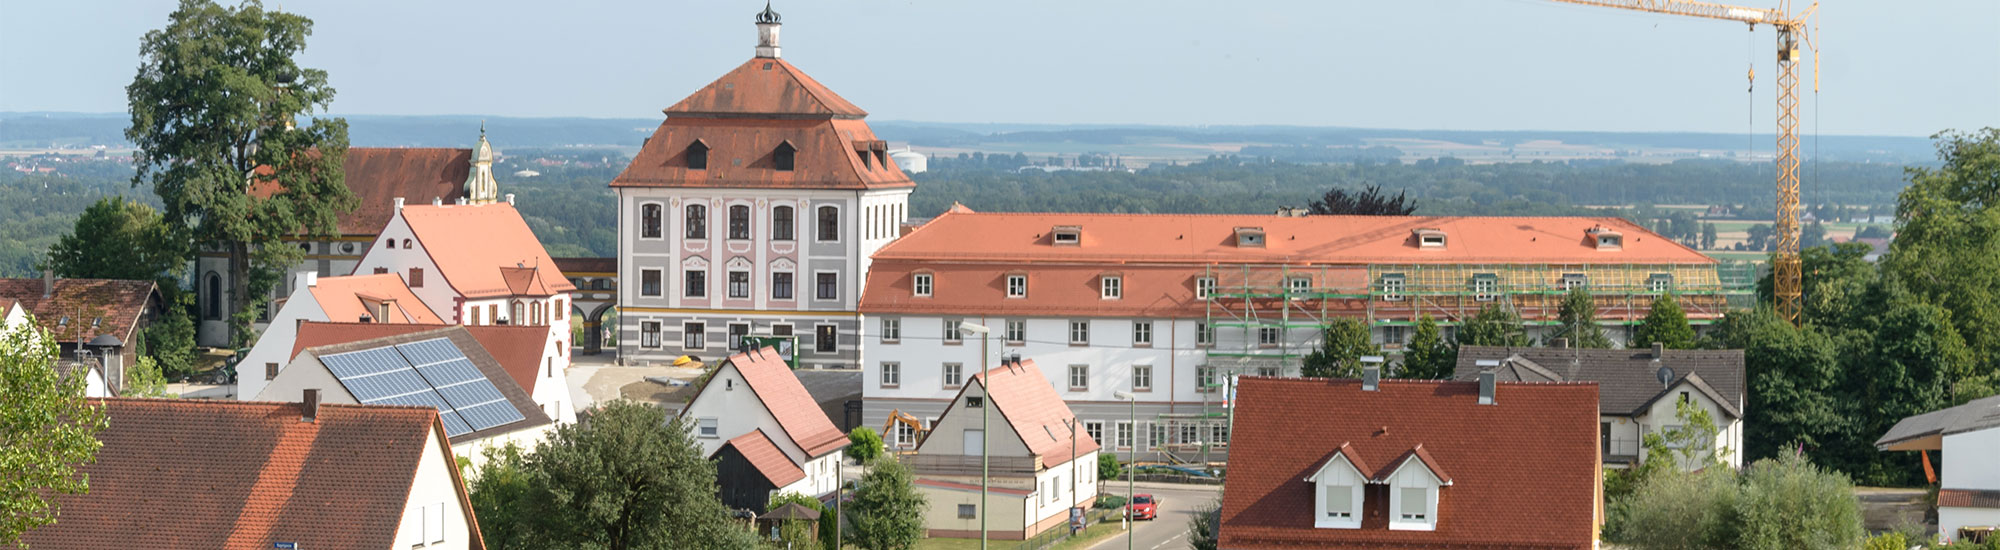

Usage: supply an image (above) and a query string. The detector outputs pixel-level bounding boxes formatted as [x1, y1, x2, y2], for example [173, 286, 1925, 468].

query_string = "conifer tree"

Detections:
[1632, 294, 1698, 350]
[1556, 288, 1613, 349]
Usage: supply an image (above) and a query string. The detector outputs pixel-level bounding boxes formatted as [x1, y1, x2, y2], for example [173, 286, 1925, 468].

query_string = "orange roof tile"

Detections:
[928, 360, 1100, 465]
[664, 58, 867, 118]
[0, 278, 158, 343]
[716, 429, 806, 488]
[611, 117, 913, 191]
[306, 273, 445, 325]
[389, 203, 575, 299]
[686, 347, 849, 458]
[1219, 377, 1599, 550]
[251, 148, 471, 235]
[20, 398, 476, 550]
[290, 321, 554, 394]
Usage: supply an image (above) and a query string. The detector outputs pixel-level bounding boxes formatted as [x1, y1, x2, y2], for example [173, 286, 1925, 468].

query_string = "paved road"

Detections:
[1088, 482, 1221, 550]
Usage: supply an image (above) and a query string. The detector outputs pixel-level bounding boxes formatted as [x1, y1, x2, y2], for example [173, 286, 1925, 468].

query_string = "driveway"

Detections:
[1088, 482, 1221, 550]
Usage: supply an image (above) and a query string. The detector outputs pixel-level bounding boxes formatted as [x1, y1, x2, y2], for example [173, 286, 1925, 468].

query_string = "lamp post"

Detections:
[1113, 390, 1138, 550]
[958, 322, 993, 550]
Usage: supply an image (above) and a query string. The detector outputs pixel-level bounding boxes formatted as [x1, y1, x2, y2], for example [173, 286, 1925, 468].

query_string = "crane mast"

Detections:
[1549, 0, 1818, 324]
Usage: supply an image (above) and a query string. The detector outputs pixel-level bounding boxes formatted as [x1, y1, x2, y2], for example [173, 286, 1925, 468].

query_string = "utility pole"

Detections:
[960, 322, 994, 550]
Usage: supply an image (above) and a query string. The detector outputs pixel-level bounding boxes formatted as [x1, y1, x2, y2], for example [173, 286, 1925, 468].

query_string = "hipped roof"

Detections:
[392, 203, 575, 299]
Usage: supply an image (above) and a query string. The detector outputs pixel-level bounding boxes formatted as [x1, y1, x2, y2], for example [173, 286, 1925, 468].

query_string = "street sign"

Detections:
[273, 543, 297, 549]
[1069, 507, 1085, 533]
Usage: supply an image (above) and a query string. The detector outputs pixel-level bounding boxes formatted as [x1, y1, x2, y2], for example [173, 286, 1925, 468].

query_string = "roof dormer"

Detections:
[1234, 227, 1266, 248]
[1305, 442, 1369, 530]
[1413, 228, 1447, 249]
[1587, 225, 1623, 250]
[1050, 225, 1082, 246]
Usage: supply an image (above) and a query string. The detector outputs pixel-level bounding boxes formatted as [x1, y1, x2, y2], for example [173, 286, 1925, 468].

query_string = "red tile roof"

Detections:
[930, 360, 1100, 466]
[20, 398, 479, 550]
[388, 203, 575, 299]
[290, 321, 555, 394]
[690, 347, 850, 458]
[1220, 377, 1599, 550]
[0, 278, 158, 343]
[306, 273, 445, 325]
[717, 429, 806, 487]
[251, 148, 472, 235]
[1939, 489, 2000, 508]
[663, 58, 867, 118]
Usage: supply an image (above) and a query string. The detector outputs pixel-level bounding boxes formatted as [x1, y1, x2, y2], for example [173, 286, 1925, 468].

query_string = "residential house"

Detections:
[859, 208, 1739, 461]
[256, 325, 555, 466]
[1219, 371, 1601, 549]
[1456, 344, 1746, 468]
[1877, 394, 2000, 544]
[909, 358, 1100, 540]
[20, 397, 481, 550]
[0, 272, 161, 393]
[288, 320, 575, 424]
[236, 272, 444, 399]
[2, 298, 106, 397]
[611, 6, 915, 368]
[678, 346, 849, 512]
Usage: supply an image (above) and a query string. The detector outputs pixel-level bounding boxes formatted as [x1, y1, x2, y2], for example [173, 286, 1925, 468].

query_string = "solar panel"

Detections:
[317, 336, 526, 437]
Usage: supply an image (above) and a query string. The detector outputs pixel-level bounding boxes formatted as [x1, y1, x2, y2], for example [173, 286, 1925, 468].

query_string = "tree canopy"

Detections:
[1458, 304, 1532, 348]
[846, 457, 926, 550]
[1300, 318, 1374, 379]
[1397, 315, 1456, 379]
[1632, 294, 1698, 350]
[1307, 183, 1417, 216]
[1, 323, 108, 545]
[1554, 288, 1612, 349]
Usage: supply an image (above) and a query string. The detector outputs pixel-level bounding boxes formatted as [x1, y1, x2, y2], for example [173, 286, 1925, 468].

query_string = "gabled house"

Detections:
[3, 298, 107, 397]
[287, 320, 575, 424]
[256, 325, 555, 466]
[1220, 371, 1600, 550]
[0, 273, 161, 393]
[909, 358, 1101, 540]
[678, 346, 849, 512]
[20, 397, 482, 550]
[1877, 394, 2000, 544]
[1456, 344, 1746, 468]
[237, 272, 445, 399]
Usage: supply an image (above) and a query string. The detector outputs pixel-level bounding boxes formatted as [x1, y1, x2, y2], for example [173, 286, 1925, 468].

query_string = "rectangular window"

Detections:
[1068, 364, 1089, 391]
[1258, 326, 1280, 346]
[943, 319, 964, 344]
[640, 322, 661, 348]
[1179, 424, 1200, 445]
[1326, 485, 1354, 518]
[641, 203, 663, 239]
[1004, 320, 1026, 344]
[912, 273, 933, 297]
[728, 205, 751, 240]
[1068, 320, 1089, 345]
[1197, 322, 1214, 346]
[880, 362, 900, 387]
[957, 504, 976, 519]
[1562, 273, 1588, 291]
[1132, 321, 1153, 346]
[1196, 277, 1216, 300]
[1210, 423, 1231, 445]
[1257, 366, 1281, 377]
[771, 324, 792, 336]
[1101, 276, 1122, 299]
[1289, 277, 1312, 293]
[1384, 325, 1408, 345]
[1197, 366, 1218, 393]
[894, 422, 915, 448]
[683, 322, 705, 350]
[816, 273, 838, 301]
[1006, 275, 1027, 298]
[880, 318, 901, 343]
[1400, 488, 1428, 520]
[817, 206, 840, 242]
[771, 272, 794, 300]
[698, 417, 719, 438]
[684, 270, 706, 298]
[727, 270, 750, 298]
[815, 324, 837, 353]
[1147, 423, 1167, 450]
[265, 362, 279, 381]
[1132, 364, 1152, 391]
[1649, 274, 1673, 294]
[728, 323, 749, 349]
[1382, 274, 1405, 301]
[1473, 275, 1498, 301]
[773, 206, 795, 241]
[1085, 421, 1104, 445]
[943, 363, 963, 388]
[408, 268, 424, 288]
[1115, 421, 1134, 449]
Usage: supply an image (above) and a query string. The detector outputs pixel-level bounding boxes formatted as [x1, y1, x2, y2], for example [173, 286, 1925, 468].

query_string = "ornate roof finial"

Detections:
[756, 1, 781, 24]
[479, 119, 486, 137]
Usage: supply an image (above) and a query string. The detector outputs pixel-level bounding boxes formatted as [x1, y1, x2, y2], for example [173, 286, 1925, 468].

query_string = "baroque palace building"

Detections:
[611, 6, 915, 367]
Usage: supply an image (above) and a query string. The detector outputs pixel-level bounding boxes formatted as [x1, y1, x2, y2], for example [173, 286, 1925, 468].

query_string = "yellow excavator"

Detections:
[880, 409, 932, 453]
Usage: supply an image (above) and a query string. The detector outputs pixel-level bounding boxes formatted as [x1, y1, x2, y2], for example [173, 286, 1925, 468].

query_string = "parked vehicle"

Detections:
[1127, 494, 1159, 521]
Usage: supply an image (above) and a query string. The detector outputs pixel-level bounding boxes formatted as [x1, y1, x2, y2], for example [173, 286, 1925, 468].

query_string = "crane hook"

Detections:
[1748, 66, 1756, 93]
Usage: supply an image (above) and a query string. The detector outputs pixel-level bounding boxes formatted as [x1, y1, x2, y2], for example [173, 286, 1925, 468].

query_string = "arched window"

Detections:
[512, 301, 525, 325]
[402, 238, 412, 249]
[817, 206, 839, 242]
[204, 272, 222, 320]
[641, 203, 662, 239]
[773, 206, 795, 241]
[387, 239, 397, 249]
[686, 204, 708, 239]
[774, 141, 796, 171]
[729, 205, 751, 240]
[686, 141, 709, 170]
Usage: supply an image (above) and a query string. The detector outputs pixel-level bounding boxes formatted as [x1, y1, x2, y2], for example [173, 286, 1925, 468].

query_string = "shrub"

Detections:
[847, 427, 884, 463]
[1609, 466, 1739, 549]
[1098, 453, 1122, 482]
[1861, 532, 1908, 550]
[1736, 452, 1863, 550]
[1094, 495, 1127, 510]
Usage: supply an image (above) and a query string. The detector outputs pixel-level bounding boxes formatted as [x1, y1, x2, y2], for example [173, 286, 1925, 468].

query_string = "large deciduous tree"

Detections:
[1555, 288, 1612, 349]
[1397, 315, 1456, 379]
[846, 457, 926, 550]
[1308, 184, 1417, 216]
[1882, 128, 2000, 361]
[1, 323, 108, 545]
[1300, 318, 1374, 379]
[1458, 304, 1532, 348]
[44, 198, 198, 377]
[127, 0, 354, 346]
[1631, 294, 1697, 350]
[514, 401, 756, 550]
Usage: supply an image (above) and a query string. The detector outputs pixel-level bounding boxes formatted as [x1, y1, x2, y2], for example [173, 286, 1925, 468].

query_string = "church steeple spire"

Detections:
[465, 123, 499, 204]
[755, 2, 782, 59]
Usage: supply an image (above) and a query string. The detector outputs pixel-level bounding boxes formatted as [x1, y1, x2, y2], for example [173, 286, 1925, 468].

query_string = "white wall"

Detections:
[236, 278, 330, 400]
[1941, 507, 2000, 545]
[1943, 428, 2000, 491]
[352, 214, 453, 323]
[1024, 450, 1098, 529]
[680, 362, 809, 465]
[393, 425, 474, 550]
[773, 452, 844, 499]
[454, 424, 552, 471]
[254, 353, 360, 404]
[1637, 381, 1744, 469]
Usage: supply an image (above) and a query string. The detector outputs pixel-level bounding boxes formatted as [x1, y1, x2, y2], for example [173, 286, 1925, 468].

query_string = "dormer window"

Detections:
[1234, 227, 1266, 248]
[1051, 226, 1082, 246]
[874, 149, 888, 170]
[1588, 225, 1623, 250]
[1307, 445, 1366, 530]
[1561, 273, 1588, 291]
[1414, 228, 1447, 249]
[1385, 451, 1449, 531]
[1101, 275, 1122, 300]
[686, 140, 710, 170]
[912, 272, 933, 297]
[774, 141, 796, 171]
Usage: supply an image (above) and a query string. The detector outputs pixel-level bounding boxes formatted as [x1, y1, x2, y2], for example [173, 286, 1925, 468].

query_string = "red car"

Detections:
[1126, 494, 1160, 521]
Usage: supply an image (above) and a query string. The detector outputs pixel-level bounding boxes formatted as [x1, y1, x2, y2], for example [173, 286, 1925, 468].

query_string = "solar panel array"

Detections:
[320, 337, 527, 437]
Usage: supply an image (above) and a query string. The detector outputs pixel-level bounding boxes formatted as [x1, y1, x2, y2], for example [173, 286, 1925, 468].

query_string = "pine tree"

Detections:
[1632, 294, 1698, 350]
[1300, 318, 1374, 379]
[1556, 288, 1613, 349]
[848, 456, 927, 550]
[1458, 304, 1532, 347]
[1398, 315, 1457, 379]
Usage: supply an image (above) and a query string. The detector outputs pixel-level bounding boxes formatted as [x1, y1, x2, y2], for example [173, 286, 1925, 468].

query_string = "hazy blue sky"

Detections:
[3, 0, 1995, 136]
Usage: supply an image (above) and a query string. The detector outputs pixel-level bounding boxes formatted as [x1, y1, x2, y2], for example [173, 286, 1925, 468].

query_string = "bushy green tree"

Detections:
[1397, 314, 1456, 379]
[1736, 452, 1864, 550]
[1, 323, 108, 545]
[1882, 128, 2000, 360]
[1300, 318, 1373, 379]
[846, 457, 925, 550]
[513, 401, 757, 549]
[1632, 294, 1698, 350]
[120, 356, 171, 398]
[1186, 499, 1221, 550]
[1607, 466, 1739, 549]
[1098, 452, 1122, 482]
[127, 0, 356, 346]
[1714, 308, 1844, 463]
[468, 443, 532, 550]
[44, 197, 198, 378]
[1555, 288, 1612, 349]
[769, 492, 836, 550]
[846, 426, 883, 463]
[1458, 304, 1531, 347]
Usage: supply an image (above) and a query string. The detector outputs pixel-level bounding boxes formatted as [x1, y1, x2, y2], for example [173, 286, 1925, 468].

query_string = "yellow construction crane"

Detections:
[1549, 0, 1818, 324]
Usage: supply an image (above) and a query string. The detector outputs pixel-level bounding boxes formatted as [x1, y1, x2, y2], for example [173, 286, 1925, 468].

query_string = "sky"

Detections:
[2, 0, 1996, 137]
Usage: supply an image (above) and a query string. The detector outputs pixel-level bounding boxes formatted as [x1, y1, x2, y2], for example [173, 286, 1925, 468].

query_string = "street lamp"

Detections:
[958, 321, 993, 550]
[1113, 390, 1138, 550]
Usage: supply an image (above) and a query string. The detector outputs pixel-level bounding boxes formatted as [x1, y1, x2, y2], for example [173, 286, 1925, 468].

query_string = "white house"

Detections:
[236, 272, 444, 400]
[1456, 344, 1747, 469]
[1878, 394, 2000, 544]
[20, 397, 481, 549]
[678, 346, 850, 512]
[909, 358, 1100, 540]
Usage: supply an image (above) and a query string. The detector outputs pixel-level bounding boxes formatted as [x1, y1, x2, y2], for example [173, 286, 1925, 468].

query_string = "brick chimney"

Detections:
[43, 269, 54, 298]
[1478, 372, 1497, 405]
[302, 389, 320, 423]
[1652, 342, 1665, 359]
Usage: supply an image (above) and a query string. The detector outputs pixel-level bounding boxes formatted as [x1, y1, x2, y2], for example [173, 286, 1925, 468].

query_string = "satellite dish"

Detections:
[1656, 366, 1675, 388]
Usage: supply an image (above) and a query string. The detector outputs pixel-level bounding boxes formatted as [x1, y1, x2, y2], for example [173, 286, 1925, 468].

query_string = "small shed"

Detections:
[757, 502, 822, 540]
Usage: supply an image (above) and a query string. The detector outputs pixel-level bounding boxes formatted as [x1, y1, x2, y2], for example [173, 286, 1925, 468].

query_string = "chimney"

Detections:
[1551, 338, 1570, 349]
[432, 196, 442, 206]
[505, 193, 516, 205]
[1652, 342, 1665, 359]
[302, 389, 320, 422]
[1362, 366, 1380, 391]
[296, 271, 317, 290]
[1478, 372, 1496, 405]
[393, 197, 405, 211]
[754, 2, 783, 58]
[42, 269, 54, 298]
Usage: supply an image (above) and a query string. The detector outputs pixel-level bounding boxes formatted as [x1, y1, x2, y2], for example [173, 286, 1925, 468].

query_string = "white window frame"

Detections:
[1101, 275, 1122, 299]
[1068, 320, 1089, 345]
[1649, 274, 1673, 294]
[698, 417, 720, 439]
[1132, 364, 1153, 391]
[1562, 273, 1588, 291]
[943, 362, 963, 388]
[1004, 319, 1026, 344]
[1473, 275, 1498, 301]
[880, 318, 901, 343]
[771, 271, 794, 301]
[727, 270, 751, 299]
[1006, 274, 1027, 298]
[1132, 321, 1153, 346]
[913, 272, 933, 297]
[639, 268, 664, 297]
[1258, 326, 1280, 346]
[1289, 276, 1312, 293]
[638, 201, 666, 241]
[1115, 421, 1134, 450]
[1196, 277, 1216, 300]
[814, 270, 839, 302]
[1387, 460, 1443, 531]
[1085, 421, 1105, 445]
[943, 318, 964, 344]
[1310, 455, 1365, 529]
[683, 322, 706, 350]
[879, 362, 900, 388]
[814, 323, 838, 354]
[1068, 364, 1089, 391]
[1382, 274, 1405, 301]
[639, 321, 662, 348]
[1196, 322, 1213, 346]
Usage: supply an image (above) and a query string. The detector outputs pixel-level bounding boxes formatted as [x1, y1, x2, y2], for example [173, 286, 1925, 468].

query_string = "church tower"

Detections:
[466, 125, 500, 204]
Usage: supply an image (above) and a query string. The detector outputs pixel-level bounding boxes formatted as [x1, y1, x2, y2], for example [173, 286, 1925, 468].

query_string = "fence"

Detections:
[1014, 508, 1117, 550]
